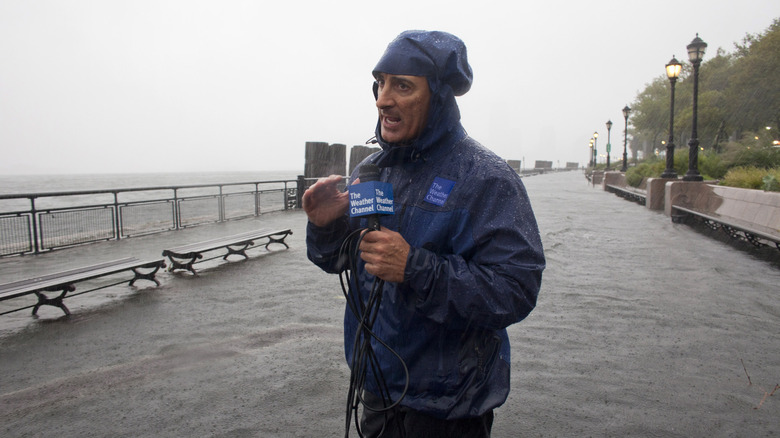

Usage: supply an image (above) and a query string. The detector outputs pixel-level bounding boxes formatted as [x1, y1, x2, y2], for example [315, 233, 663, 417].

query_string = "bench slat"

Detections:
[672, 205, 780, 244]
[163, 229, 289, 254]
[0, 258, 165, 301]
[162, 228, 292, 274]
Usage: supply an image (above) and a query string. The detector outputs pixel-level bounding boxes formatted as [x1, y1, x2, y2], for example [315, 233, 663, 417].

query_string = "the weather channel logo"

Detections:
[349, 181, 394, 217]
[424, 177, 456, 206]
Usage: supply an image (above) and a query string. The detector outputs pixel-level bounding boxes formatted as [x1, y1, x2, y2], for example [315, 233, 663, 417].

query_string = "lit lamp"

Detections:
[683, 34, 707, 181]
[621, 105, 631, 172]
[605, 120, 613, 170]
[661, 56, 682, 178]
[593, 132, 599, 166]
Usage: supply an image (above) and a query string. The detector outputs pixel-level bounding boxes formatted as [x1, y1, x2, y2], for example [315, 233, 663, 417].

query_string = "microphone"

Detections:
[349, 164, 394, 230]
[359, 164, 382, 231]
[359, 163, 381, 183]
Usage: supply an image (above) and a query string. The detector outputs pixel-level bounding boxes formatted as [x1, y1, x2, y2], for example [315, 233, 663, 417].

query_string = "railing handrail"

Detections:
[0, 179, 299, 201]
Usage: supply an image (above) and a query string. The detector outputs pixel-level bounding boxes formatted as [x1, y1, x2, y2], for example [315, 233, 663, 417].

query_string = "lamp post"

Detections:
[605, 120, 613, 170]
[661, 56, 682, 179]
[621, 105, 631, 172]
[593, 132, 599, 167]
[683, 34, 707, 181]
[590, 138, 595, 167]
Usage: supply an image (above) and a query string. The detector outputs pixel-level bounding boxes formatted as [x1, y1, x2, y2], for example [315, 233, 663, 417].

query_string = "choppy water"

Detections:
[0, 170, 300, 195]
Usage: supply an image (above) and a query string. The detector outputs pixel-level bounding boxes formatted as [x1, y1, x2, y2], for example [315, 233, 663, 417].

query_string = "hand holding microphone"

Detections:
[359, 227, 409, 283]
[350, 164, 409, 282]
[350, 164, 393, 231]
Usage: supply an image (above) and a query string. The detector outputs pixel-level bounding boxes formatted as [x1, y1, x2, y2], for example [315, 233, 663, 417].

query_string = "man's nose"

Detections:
[375, 87, 393, 109]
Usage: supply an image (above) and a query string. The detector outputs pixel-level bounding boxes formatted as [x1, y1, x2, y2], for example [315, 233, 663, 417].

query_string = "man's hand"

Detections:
[302, 175, 349, 227]
[359, 228, 410, 283]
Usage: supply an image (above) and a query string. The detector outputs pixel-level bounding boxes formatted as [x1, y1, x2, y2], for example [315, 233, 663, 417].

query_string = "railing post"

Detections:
[173, 188, 181, 230]
[283, 182, 289, 211]
[296, 175, 305, 209]
[218, 185, 225, 222]
[30, 197, 40, 254]
[113, 191, 121, 240]
[254, 183, 260, 216]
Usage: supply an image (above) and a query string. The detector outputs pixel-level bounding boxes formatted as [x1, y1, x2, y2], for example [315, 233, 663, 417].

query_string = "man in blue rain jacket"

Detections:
[304, 30, 545, 437]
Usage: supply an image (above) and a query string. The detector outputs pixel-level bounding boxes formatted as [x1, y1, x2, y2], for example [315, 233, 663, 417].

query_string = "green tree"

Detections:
[728, 18, 780, 135]
[630, 18, 780, 158]
[630, 77, 669, 159]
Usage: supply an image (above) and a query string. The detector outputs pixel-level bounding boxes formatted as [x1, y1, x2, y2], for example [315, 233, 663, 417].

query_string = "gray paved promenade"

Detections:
[1, 171, 778, 437]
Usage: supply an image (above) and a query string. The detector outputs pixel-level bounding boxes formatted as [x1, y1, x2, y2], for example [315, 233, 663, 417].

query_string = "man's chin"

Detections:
[381, 130, 410, 145]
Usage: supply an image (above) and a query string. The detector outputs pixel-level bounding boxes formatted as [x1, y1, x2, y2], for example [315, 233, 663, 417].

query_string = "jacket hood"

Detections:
[371, 30, 473, 167]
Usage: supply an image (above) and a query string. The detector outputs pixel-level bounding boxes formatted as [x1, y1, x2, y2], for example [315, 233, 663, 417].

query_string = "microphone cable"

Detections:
[338, 226, 409, 438]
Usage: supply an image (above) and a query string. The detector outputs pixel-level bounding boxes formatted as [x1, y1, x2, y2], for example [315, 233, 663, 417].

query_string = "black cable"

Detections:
[339, 228, 410, 438]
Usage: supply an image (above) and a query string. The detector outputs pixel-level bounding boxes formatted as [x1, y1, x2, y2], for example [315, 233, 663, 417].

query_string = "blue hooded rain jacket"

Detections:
[307, 30, 545, 420]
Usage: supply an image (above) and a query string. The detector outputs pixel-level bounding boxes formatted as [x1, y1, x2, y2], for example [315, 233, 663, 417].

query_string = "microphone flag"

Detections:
[348, 181, 394, 218]
[349, 163, 393, 220]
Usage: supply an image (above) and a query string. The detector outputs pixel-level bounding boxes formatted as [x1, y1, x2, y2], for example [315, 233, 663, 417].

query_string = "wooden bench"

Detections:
[0, 257, 166, 316]
[671, 205, 780, 251]
[162, 228, 293, 274]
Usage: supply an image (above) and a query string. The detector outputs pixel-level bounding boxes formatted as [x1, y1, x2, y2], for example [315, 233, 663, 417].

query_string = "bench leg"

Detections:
[722, 224, 740, 239]
[130, 261, 166, 286]
[224, 241, 254, 260]
[703, 219, 721, 231]
[744, 232, 762, 247]
[265, 231, 292, 249]
[33, 285, 75, 316]
[166, 256, 200, 275]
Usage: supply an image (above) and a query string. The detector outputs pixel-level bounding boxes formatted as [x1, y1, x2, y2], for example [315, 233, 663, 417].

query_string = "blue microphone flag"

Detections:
[348, 181, 394, 217]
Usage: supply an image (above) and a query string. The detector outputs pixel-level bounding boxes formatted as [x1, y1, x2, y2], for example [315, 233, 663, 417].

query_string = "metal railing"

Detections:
[0, 177, 312, 257]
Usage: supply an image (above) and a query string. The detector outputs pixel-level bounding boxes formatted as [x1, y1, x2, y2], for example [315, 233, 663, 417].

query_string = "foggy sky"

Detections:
[1, 0, 778, 175]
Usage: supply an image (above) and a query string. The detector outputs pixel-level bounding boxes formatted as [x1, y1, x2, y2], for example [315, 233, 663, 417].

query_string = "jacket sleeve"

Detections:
[306, 215, 353, 274]
[402, 175, 545, 331]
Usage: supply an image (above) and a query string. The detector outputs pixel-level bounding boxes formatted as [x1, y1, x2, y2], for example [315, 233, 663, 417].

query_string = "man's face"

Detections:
[374, 73, 431, 144]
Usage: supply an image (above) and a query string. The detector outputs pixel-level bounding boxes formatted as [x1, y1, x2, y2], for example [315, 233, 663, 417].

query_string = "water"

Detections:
[0, 170, 778, 436]
[510, 171, 780, 436]
[0, 170, 300, 196]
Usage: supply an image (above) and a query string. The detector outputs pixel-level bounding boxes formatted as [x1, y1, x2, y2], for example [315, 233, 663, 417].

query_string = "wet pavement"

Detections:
[1, 171, 779, 437]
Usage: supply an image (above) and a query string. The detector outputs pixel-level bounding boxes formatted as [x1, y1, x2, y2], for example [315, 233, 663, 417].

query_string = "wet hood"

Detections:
[371, 30, 473, 167]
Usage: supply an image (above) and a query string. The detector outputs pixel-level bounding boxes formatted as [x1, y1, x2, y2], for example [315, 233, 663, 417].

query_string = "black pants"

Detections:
[359, 392, 494, 438]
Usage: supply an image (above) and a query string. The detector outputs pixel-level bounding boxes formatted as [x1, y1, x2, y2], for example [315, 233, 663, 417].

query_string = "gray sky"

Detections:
[1, 0, 778, 175]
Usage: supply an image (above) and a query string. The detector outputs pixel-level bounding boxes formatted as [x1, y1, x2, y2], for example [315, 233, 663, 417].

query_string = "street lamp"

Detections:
[589, 140, 594, 167]
[593, 132, 599, 166]
[605, 120, 613, 170]
[621, 105, 631, 172]
[683, 34, 707, 181]
[661, 56, 682, 179]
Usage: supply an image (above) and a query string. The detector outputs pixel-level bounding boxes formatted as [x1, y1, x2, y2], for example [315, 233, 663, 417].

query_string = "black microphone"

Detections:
[358, 164, 382, 231]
